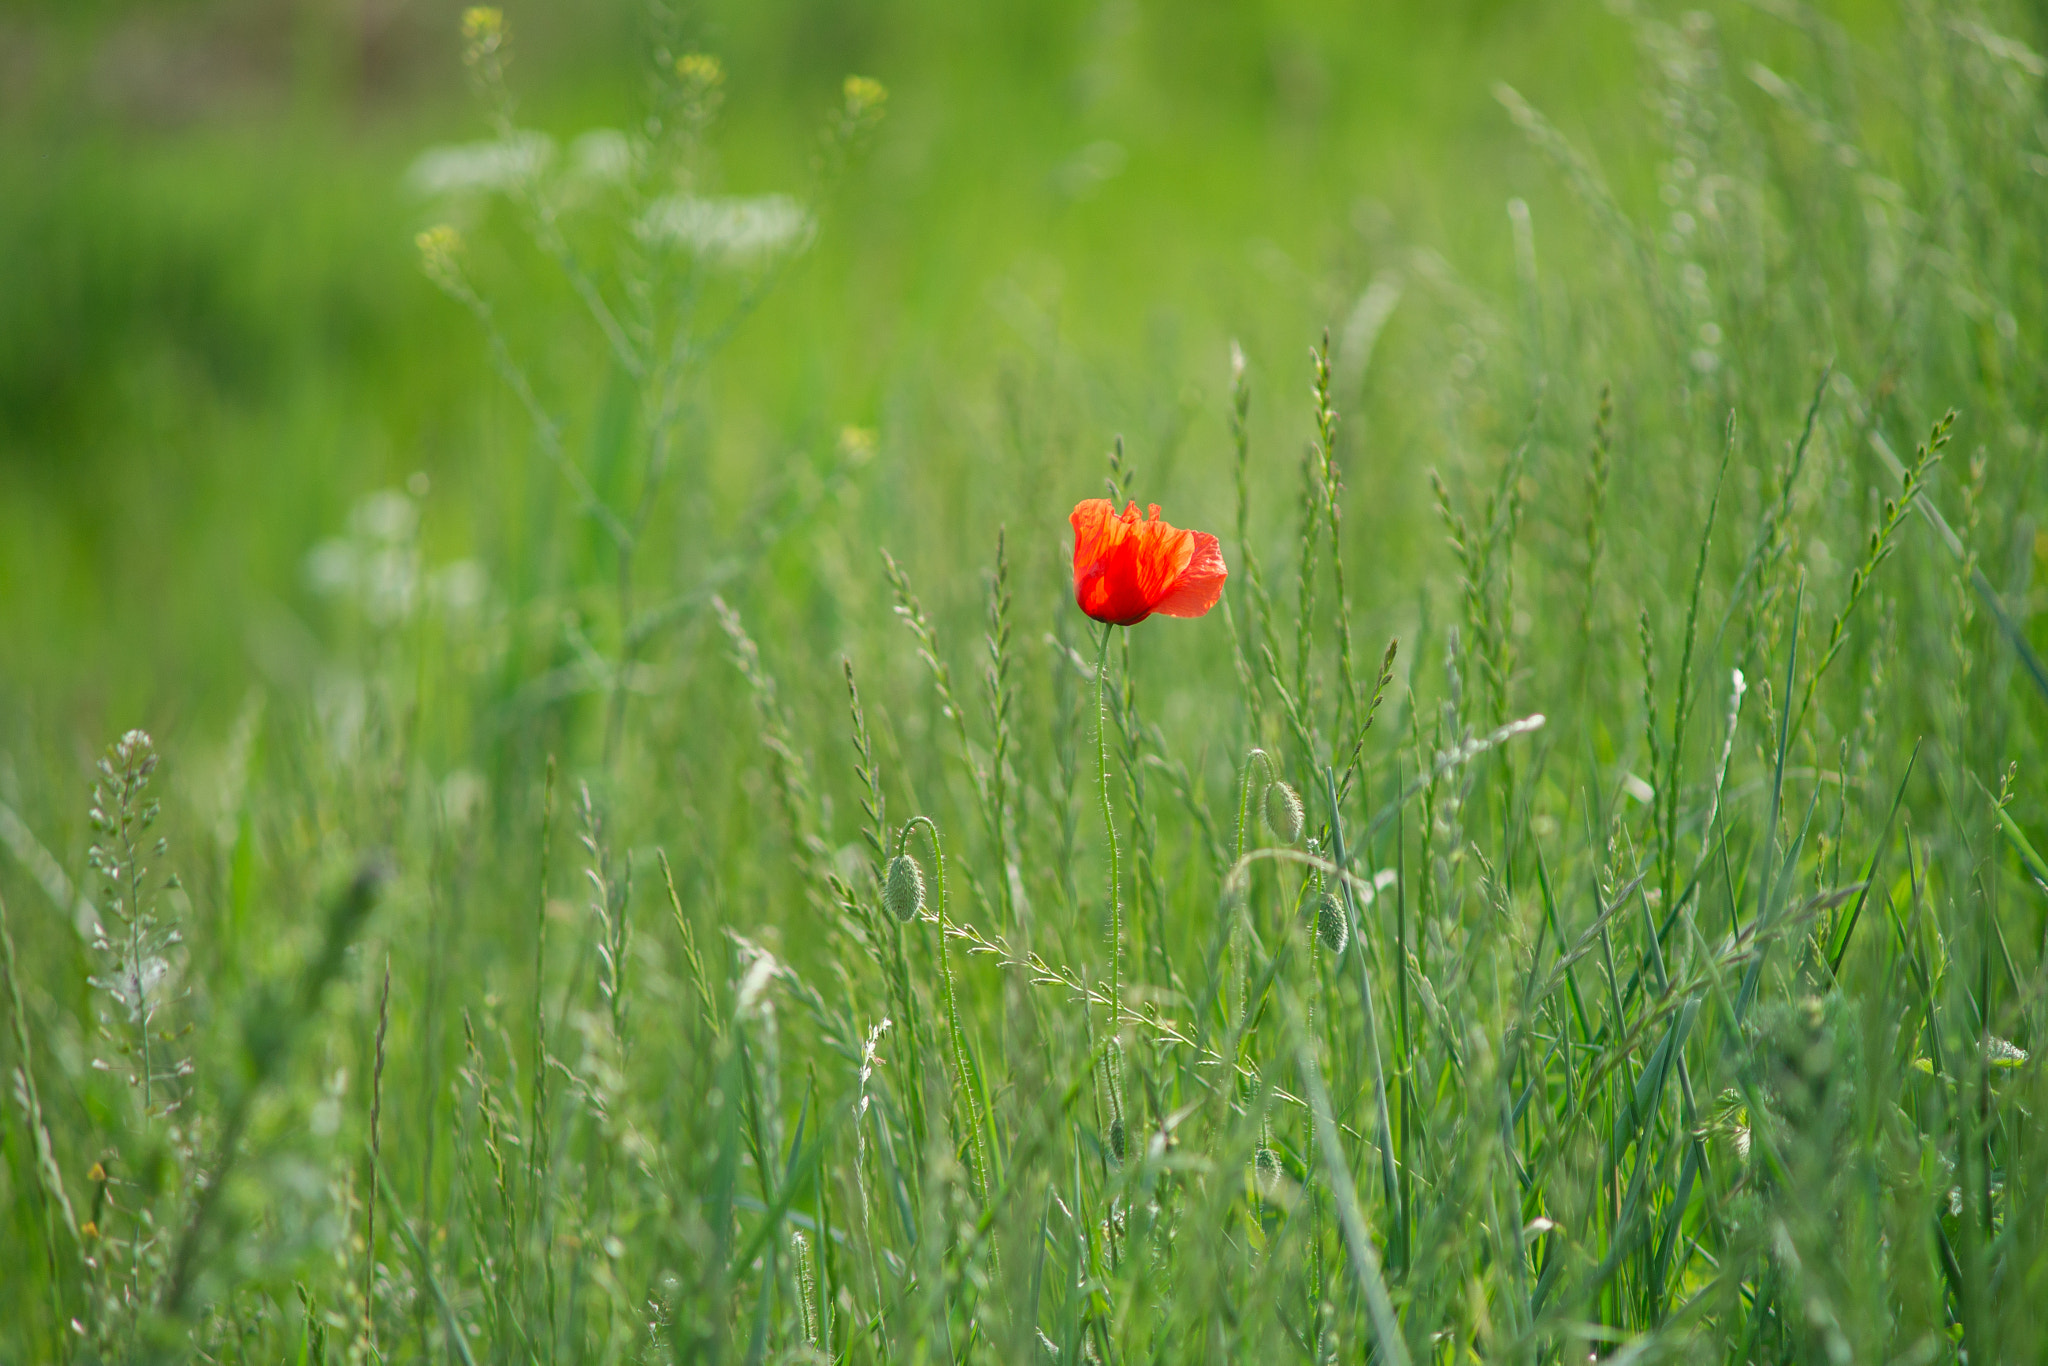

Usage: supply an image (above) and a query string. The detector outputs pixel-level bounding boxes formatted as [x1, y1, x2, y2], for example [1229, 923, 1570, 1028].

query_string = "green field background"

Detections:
[5, 0, 2048, 1360]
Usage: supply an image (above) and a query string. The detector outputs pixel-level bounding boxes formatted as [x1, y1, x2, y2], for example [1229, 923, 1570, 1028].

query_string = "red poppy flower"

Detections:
[1070, 498, 1229, 626]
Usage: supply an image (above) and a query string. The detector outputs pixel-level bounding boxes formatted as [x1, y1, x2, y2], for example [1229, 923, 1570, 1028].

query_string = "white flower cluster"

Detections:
[634, 193, 814, 267]
[405, 131, 555, 197]
[304, 487, 487, 627]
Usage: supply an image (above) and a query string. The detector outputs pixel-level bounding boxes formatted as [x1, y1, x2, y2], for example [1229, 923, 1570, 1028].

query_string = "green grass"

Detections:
[3, 0, 2048, 1361]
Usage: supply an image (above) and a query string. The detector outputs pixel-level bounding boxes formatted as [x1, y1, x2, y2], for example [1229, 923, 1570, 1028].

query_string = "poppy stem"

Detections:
[1094, 622, 1124, 1130]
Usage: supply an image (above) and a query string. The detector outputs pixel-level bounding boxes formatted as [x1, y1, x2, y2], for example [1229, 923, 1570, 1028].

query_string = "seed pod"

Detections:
[1264, 780, 1304, 844]
[1315, 891, 1349, 956]
[884, 854, 926, 923]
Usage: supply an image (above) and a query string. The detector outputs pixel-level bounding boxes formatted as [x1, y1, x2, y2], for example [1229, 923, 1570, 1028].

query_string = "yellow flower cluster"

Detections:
[676, 53, 724, 90]
[415, 225, 465, 289]
[843, 75, 887, 120]
[462, 7, 505, 68]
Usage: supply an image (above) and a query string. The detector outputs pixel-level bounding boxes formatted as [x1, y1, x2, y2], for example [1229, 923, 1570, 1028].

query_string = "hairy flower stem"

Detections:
[1094, 624, 1124, 1129]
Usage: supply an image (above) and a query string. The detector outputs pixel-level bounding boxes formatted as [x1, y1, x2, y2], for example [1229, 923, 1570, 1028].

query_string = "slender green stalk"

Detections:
[363, 954, 391, 1355]
[1094, 623, 1124, 1136]
[2, 889, 78, 1340]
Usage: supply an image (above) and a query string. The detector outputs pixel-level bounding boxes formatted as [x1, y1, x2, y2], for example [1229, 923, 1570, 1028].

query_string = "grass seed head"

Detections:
[884, 853, 926, 922]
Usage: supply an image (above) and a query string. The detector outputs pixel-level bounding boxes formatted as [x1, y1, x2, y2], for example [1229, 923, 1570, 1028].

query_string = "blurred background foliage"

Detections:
[2, 0, 1828, 730]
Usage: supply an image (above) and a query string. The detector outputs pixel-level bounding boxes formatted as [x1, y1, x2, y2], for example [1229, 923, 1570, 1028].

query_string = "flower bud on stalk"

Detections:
[1263, 780, 1303, 844]
[1314, 891, 1348, 956]
[884, 854, 926, 923]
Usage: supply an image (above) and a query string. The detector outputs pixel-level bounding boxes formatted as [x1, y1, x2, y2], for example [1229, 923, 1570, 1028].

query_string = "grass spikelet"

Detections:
[578, 782, 633, 1048]
[983, 527, 1016, 926]
[713, 594, 834, 889]
[1795, 409, 1955, 735]
[843, 657, 888, 886]
[881, 548, 991, 819]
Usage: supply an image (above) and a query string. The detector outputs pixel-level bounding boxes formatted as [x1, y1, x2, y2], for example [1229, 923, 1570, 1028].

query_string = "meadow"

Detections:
[2, 0, 2046, 1360]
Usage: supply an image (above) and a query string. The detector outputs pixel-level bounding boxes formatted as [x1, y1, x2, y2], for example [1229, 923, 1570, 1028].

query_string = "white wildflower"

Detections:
[405, 132, 555, 197]
[635, 194, 814, 266]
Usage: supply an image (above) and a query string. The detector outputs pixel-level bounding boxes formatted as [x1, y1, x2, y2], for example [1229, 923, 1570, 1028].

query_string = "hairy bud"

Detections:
[884, 854, 926, 923]
[1263, 780, 1304, 844]
[1314, 891, 1348, 956]
[1253, 1145, 1281, 1196]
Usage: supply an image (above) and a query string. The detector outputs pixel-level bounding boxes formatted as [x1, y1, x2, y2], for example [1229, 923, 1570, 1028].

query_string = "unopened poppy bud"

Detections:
[884, 854, 925, 922]
[1264, 780, 1304, 843]
[1108, 1117, 1126, 1163]
[1315, 891, 1348, 956]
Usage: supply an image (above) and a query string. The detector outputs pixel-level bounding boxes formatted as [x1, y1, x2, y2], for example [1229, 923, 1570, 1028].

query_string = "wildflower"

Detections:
[408, 136, 553, 199]
[1986, 1036, 2028, 1067]
[416, 225, 467, 292]
[838, 426, 877, 465]
[1069, 499, 1228, 626]
[461, 7, 505, 68]
[636, 194, 814, 266]
[676, 53, 724, 89]
[461, 7, 502, 44]
[843, 75, 887, 119]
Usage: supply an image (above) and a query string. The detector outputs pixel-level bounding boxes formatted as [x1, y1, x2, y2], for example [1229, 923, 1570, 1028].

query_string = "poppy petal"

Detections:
[1151, 531, 1227, 618]
[1131, 514, 1196, 608]
[1071, 498, 1153, 624]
